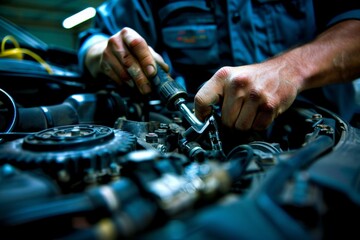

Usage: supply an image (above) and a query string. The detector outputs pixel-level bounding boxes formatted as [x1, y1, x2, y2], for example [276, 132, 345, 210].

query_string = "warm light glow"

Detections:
[62, 7, 96, 29]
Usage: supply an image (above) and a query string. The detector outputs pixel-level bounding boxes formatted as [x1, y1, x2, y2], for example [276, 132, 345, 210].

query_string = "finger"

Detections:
[121, 27, 157, 77]
[252, 109, 275, 131]
[100, 60, 120, 84]
[149, 47, 169, 72]
[221, 98, 243, 129]
[234, 90, 261, 131]
[194, 69, 228, 121]
[126, 64, 149, 92]
[252, 100, 279, 130]
[108, 32, 150, 94]
[221, 83, 245, 128]
[234, 100, 258, 131]
[100, 52, 131, 86]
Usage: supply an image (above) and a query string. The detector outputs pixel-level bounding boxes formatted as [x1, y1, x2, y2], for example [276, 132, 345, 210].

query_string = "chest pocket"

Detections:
[158, 1, 220, 66]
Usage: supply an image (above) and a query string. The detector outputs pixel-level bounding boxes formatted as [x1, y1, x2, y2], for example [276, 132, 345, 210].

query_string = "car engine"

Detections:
[1, 79, 360, 240]
[1, 17, 360, 239]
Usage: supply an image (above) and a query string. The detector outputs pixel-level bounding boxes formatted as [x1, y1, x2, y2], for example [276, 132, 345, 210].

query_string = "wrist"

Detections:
[264, 50, 308, 95]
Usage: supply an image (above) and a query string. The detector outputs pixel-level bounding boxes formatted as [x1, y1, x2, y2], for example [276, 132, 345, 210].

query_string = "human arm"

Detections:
[78, 0, 168, 94]
[194, 19, 360, 131]
[84, 27, 169, 94]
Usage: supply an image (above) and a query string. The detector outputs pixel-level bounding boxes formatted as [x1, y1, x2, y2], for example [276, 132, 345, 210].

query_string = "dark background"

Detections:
[0, 0, 104, 50]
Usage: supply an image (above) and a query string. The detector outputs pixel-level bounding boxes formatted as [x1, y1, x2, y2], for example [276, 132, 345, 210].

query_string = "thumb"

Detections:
[194, 75, 225, 121]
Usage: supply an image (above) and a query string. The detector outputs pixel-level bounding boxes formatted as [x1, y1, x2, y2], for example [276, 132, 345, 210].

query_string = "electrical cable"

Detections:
[0, 35, 53, 74]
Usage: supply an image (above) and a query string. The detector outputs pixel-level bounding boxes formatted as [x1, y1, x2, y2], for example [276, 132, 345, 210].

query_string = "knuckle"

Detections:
[121, 28, 147, 49]
[214, 67, 231, 82]
[118, 50, 133, 68]
[261, 101, 277, 113]
[230, 76, 249, 89]
[128, 37, 147, 50]
[108, 35, 120, 47]
[121, 27, 130, 33]
[248, 89, 261, 101]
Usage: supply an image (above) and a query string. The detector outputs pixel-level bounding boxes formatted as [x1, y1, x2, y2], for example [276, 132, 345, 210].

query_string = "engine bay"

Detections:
[1, 16, 360, 239]
[1, 82, 360, 239]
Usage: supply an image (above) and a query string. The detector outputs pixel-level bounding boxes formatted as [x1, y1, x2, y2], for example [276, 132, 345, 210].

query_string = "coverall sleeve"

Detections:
[77, 0, 158, 75]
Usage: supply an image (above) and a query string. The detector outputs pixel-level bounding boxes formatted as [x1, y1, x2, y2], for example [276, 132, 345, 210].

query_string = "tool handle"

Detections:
[150, 63, 188, 111]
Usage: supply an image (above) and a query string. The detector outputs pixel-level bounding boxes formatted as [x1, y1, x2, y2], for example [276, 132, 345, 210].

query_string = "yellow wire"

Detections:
[1, 35, 20, 52]
[0, 35, 53, 74]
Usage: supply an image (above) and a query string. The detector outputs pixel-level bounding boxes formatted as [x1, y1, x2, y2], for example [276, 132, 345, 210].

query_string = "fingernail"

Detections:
[140, 83, 151, 94]
[127, 65, 141, 79]
[126, 80, 135, 88]
[146, 65, 155, 76]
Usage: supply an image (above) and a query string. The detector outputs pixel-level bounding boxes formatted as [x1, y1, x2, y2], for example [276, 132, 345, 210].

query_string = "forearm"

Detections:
[276, 20, 360, 93]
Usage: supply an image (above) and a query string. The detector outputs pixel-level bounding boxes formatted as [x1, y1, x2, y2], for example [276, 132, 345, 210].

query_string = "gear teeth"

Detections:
[0, 125, 137, 184]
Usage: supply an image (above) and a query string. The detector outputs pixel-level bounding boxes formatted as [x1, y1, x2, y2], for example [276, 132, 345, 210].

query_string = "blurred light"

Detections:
[62, 7, 96, 29]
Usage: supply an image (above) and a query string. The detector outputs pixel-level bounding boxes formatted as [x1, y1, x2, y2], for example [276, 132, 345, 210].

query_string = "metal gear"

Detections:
[0, 124, 137, 182]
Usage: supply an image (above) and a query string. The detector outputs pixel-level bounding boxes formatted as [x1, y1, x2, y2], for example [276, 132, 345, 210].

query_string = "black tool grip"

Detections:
[151, 63, 188, 111]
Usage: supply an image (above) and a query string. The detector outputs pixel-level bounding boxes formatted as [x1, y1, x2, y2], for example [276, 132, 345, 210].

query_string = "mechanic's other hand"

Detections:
[86, 27, 169, 94]
[194, 62, 301, 131]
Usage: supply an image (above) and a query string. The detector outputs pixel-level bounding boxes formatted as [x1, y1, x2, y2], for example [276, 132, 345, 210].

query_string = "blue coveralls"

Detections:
[78, 0, 360, 121]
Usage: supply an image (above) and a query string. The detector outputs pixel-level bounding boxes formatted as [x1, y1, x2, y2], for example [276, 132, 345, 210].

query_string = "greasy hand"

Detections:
[89, 27, 169, 94]
[194, 62, 301, 131]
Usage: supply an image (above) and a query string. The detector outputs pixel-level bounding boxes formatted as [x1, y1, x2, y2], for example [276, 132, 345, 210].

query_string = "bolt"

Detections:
[71, 126, 81, 137]
[146, 132, 158, 143]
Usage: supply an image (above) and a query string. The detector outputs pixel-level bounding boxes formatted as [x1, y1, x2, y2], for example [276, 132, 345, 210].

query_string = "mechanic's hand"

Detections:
[194, 62, 301, 131]
[85, 27, 169, 94]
